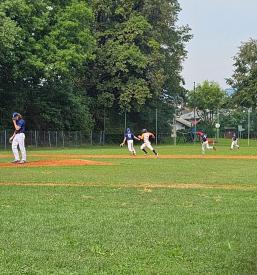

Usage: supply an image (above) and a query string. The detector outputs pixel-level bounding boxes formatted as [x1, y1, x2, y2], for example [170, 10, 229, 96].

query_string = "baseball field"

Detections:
[1, 142, 257, 274]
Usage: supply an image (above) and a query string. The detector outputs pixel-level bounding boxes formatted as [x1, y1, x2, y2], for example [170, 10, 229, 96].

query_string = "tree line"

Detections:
[1, 1, 256, 134]
[187, 39, 257, 135]
[0, 0, 191, 132]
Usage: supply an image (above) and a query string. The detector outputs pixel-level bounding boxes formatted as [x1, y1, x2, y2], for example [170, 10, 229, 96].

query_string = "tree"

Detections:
[87, 5, 160, 111]
[96, 92, 115, 131]
[87, 0, 191, 131]
[188, 80, 226, 124]
[0, 0, 96, 130]
[227, 38, 257, 108]
[140, 0, 191, 98]
[0, 0, 191, 133]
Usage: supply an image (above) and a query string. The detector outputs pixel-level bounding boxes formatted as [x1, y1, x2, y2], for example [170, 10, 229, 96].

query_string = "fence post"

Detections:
[48, 131, 51, 147]
[4, 130, 7, 150]
[155, 108, 158, 145]
[80, 131, 82, 145]
[99, 131, 102, 145]
[103, 131, 105, 145]
[55, 131, 58, 147]
[124, 112, 127, 131]
[103, 108, 106, 145]
[62, 131, 65, 147]
[75, 131, 79, 146]
[62, 131, 64, 148]
[193, 81, 197, 144]
[90, 131, 93, 145]
[34, 130, 38, 147]
[217, 109, 220, 141]
[173, 115, 177, 146]
[248, 108, 252, 146]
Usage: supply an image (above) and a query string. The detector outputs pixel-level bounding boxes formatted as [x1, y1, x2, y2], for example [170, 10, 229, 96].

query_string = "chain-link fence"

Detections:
[0, 130, 98, 148]
[1, 128, 257, 149]
[2, 108, 257, 149]
[0, 130, 179, 149]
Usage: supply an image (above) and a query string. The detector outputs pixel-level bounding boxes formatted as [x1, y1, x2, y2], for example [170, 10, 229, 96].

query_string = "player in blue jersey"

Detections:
[120, 128, 140, 156]
[9, 112, 27, 164]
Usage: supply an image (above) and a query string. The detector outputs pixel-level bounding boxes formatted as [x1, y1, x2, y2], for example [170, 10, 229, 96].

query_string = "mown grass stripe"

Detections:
[0, 182, 256, 190]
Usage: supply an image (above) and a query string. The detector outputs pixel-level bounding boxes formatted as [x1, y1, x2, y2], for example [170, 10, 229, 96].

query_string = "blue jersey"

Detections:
[125, 132, 134, 141]
[16, 119, 25, 133]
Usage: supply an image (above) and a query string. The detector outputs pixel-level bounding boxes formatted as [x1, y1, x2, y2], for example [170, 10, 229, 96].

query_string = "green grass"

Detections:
[1, 144, 257, 274]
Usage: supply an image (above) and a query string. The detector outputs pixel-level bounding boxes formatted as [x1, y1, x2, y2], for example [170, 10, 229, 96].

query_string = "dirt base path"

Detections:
[25, 154, 257, 160]
[0, 159, 112, 168]
[1, 154, 257, 167]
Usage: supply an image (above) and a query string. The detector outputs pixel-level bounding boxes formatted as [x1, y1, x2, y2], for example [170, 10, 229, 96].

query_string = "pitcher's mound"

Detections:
[0, 159, 112, 168]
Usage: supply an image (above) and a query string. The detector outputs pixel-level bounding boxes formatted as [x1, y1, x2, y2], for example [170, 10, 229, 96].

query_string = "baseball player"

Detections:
[139, 129, 158, 156]
[9, 112, 26, 164]
[196, 131, 216, 154]
[120, 128, 140, 156]
[231, 133, 239, 149]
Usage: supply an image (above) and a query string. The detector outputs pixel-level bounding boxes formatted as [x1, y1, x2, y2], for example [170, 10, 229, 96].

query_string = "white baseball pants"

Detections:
[231, 140, 239, 149]
[202, 141, 213, 154]
[140, 142, 153, 151]
[127, 140, 136, 154]
[12, 133, 26, 161]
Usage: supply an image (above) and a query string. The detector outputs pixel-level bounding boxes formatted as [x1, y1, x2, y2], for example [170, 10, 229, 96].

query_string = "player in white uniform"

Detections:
[120, 128, 140, 156]
[231, 133, 239, 149]
[196, 131, 216, 154]
[9, 112, 27, 164]
[139, 129, 158, 156]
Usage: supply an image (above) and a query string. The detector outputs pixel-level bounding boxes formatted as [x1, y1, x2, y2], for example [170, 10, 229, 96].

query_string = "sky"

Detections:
[178, 0, 257, 90]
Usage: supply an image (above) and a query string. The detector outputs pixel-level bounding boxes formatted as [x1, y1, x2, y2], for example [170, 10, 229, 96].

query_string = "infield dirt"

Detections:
[19, 154, 257, 160]
[0, 159, 112, 168]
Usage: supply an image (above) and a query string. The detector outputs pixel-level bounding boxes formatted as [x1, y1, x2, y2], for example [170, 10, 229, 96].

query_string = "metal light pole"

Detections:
[103, 108, 106, 145]
[193, 82, 196, 143]
[173, 108, 177, 146]
[155, 108, 158, 145]
[217, 109, 220, 141]
[248, 107, 252, 146]
[124, 111, 127, 131]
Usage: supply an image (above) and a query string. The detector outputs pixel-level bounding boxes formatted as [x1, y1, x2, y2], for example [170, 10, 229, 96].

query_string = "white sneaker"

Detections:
[18, 160, 26, 164]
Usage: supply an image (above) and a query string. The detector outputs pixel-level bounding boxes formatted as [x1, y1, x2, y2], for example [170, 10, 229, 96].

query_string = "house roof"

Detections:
[180, 111, 200, 120]
[175, 117, 192, 128]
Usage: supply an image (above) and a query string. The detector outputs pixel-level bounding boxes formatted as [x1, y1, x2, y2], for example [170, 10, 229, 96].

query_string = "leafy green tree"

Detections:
[0, 0, 191, 134]
[188, 80, 226, 124]
[227, 39, 257, 108]
[140, 0, 191, 98]
[88, 8, 157, 111]
[95, 92, 115, 131]
[0, 0, 95, 130]
[88, 0, 191, 131]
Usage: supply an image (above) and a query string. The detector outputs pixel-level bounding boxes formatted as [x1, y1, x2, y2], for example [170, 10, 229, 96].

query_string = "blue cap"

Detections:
[126, 128, 131, 133]
[12, 112, 19, 118]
